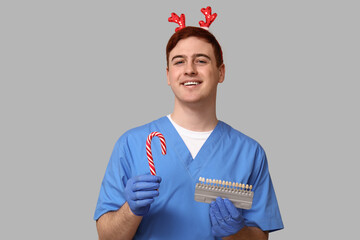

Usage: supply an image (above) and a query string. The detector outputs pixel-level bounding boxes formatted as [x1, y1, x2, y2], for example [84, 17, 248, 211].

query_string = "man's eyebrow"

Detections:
[193, 53, 211, 60]
[171, 54, 211, 62]
[171, 55, 185, 62]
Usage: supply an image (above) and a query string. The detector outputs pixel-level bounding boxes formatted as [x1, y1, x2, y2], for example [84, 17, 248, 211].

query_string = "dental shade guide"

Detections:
[194, 177, 254, 209]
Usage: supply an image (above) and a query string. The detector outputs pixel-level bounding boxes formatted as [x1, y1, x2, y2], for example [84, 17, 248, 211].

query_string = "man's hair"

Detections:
[166, 26, 223, 68]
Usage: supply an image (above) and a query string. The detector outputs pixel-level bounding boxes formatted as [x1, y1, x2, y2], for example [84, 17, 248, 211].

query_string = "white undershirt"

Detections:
[167, 115, 213, 159]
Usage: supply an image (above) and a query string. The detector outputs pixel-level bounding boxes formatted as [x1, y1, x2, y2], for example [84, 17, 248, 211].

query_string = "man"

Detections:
[94, 26, 283, 239]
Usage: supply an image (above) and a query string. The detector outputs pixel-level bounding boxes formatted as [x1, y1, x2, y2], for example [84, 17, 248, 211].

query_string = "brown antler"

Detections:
[199, 6, 217, 29]
[168, 13, 186, 32]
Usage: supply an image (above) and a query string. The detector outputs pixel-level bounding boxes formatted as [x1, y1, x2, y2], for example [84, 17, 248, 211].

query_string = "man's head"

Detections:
[166, 26, 223, 68]
[166, 27, 225, 107]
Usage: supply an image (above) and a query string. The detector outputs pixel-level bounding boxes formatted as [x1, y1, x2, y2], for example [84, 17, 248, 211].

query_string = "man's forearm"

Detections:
[223, 226, 269, 240]
[96, 202, 142, 240]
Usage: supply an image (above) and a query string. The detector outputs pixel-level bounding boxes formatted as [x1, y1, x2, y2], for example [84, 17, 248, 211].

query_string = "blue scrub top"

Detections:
[94, 117, 284, 239]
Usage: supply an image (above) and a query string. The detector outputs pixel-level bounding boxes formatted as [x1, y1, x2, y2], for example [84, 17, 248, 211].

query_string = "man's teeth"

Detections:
[184, 82, 200, 86]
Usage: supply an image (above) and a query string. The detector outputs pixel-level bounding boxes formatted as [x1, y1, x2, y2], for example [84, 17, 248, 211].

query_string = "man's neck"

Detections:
[171, 100, 218, 132]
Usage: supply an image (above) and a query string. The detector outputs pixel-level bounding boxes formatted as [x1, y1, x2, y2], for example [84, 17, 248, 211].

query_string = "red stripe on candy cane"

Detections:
[146, 132, 167, 175]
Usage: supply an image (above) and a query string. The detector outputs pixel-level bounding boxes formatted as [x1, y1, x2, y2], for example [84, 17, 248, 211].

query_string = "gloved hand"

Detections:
[125, 174, 162, 216]
[209, 197, 245, 237]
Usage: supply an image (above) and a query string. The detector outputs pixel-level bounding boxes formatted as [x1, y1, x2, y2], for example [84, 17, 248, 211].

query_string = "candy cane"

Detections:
[146, 132, 167, 175]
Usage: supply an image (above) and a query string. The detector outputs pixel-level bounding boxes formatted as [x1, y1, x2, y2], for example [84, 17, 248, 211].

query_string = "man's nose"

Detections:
[184, 62, 197, 75]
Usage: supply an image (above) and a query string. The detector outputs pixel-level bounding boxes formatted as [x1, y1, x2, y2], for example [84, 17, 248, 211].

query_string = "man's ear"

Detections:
[166, 67, 170, 85]
[218, 64, 225, 83]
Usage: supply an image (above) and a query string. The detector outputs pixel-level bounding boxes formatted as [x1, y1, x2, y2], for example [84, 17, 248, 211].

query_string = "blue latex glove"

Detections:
[125, 174, 161, 216]
[209, 197, 245, 237]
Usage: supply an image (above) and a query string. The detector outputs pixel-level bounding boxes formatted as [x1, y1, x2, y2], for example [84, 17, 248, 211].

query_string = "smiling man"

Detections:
[167, 35, 224, 131]
[94, 26, 284, 240]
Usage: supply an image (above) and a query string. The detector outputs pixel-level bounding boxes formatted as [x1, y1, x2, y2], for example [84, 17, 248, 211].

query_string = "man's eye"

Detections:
[196, 59, 207, 64]
[174, 61, 184, 65]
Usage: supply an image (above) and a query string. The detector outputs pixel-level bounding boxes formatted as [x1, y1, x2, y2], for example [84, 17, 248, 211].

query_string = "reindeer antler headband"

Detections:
[168, 6, 217, 32]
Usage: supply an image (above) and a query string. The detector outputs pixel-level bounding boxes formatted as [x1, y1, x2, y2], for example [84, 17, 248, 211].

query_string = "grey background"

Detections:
[1, 0, 359, 239]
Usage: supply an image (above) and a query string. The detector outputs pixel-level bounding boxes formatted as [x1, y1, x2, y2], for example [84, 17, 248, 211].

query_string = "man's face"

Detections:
[166, 37, 225, 106]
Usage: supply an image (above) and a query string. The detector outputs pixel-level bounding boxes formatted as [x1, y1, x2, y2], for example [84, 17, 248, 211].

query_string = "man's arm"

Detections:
[96, 202, 142, 240]
[210, 198, 269, 240]
[223, 227, 268, 240]
[96, 174, 161, 240]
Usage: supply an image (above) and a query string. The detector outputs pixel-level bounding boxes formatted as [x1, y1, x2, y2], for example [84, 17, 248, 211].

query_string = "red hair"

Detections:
[166, 26, 223, 67]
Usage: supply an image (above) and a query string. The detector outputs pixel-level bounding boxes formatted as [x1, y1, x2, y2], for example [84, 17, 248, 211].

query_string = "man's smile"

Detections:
[182, 80, 202, 86]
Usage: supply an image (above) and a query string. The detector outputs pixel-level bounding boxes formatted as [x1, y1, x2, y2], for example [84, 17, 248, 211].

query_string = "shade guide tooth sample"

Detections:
[194, 177, 254, 209]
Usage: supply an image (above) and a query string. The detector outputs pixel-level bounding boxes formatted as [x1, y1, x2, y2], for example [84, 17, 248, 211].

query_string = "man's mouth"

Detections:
[182, 81, 202, 86]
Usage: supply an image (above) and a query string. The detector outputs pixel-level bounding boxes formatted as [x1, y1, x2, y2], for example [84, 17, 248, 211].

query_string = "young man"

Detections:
[94, 27, 283, 240]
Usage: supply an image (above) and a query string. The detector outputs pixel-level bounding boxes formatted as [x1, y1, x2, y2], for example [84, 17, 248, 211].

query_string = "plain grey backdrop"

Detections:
[1, 0, 359, 239]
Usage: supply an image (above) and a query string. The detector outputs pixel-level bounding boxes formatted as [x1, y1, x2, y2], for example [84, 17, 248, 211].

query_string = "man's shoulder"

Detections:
[117, 116, 168, 144]
[219, 121, 263, 150]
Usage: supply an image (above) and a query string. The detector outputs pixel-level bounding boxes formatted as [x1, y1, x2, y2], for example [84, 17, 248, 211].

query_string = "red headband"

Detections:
[168, 6, 217, 32]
